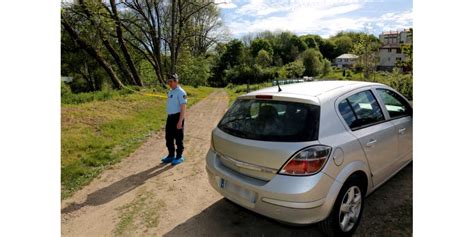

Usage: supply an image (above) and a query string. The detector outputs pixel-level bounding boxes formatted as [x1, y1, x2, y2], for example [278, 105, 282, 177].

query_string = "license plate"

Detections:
[218, 177, 256, 203]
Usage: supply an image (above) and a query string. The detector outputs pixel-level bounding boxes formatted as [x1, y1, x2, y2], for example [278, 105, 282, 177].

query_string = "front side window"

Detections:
[376, 88, 412, 118]
[218, 99, 320, 142]
[338, 90, 385, 130]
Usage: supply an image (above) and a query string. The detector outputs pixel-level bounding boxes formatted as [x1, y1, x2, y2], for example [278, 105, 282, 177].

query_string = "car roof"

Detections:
[245, 80, 383, 98]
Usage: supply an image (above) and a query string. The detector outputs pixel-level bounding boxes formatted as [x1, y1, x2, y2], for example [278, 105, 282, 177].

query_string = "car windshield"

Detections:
[218, 99, 320, 142]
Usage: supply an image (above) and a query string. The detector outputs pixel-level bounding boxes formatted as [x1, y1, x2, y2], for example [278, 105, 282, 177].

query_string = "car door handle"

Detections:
[366, 139, 377, 147]
[398, 128, 406, 134]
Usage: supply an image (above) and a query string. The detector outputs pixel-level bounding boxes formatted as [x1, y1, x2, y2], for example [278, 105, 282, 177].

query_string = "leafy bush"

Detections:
[61, 81, 72, 96]
[281, 61, 305, 78]
[380, 68, 413, 100]
[178, 55, 211, 87]
[299, 48, 323, 76]
[222, 64, 277, 85]
[256, 49, 272, 67]
[321, 59, 332, 76]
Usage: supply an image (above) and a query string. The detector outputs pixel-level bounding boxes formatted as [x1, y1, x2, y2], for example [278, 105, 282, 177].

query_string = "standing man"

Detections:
[161, 74, 187, 165]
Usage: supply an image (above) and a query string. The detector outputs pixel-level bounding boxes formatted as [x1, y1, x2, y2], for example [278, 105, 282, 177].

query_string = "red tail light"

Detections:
[279, 145, 332, 176]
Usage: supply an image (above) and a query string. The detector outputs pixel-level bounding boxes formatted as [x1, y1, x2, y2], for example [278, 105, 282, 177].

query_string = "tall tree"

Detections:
[77, 0, 137, 86]
[121, 0, 167, 86]
[319, 39, 337, 60]
[170, 0, 219, 73]
[108, 0, 143, 86]
[256, 49, 272, 67]
[299, 48, 323, 76]
[188, 3, 223, 56]
[250, 38, 273, 57]
[61, 15, 124, 89]
[333, 35, 353, 56]
[352, 33, 380, 80]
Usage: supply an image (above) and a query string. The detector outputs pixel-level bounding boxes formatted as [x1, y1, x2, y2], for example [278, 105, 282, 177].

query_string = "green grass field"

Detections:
[324, 67, 384, 81]
[61, 86, 215, 199]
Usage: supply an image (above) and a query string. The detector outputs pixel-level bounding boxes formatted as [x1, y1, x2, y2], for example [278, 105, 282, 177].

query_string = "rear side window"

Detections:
[376, 88, 412, 118]
[338, 90, 385, 130]
[218, 99, 320, 142]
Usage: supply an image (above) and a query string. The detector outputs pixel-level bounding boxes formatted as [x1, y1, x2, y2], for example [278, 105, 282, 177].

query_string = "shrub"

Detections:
[384, 68, 413, 99]
[282, 61, 305, 78]
[256, 49, 272, 67]
[321, 59, 332, 76]
[177, 55, 211, 87]
[61, 81, 72, 96]
[299, 48, 323, 76]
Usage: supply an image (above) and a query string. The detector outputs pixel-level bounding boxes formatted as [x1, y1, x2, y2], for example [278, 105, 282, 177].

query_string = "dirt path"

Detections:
[62, 89, 412, 236]
[61, 90, 228, 236]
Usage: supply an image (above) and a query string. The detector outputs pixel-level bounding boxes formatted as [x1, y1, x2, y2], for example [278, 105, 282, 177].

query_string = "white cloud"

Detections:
[215, 0, 238, 9]
[225, 1, 413, 38]
[236, 0, 287, 16]
[227, 1, 365, 36]
[379, 10, 413, 31]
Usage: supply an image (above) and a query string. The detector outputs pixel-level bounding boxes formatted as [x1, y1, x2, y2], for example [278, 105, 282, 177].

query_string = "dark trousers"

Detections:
[165, 113, 184, 158]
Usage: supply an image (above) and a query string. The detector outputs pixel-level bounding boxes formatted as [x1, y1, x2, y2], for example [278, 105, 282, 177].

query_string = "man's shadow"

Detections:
[62, 163, 173, 214]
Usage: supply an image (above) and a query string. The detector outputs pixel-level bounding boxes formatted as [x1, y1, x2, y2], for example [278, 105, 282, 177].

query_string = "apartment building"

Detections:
[378, 29, 412, 71]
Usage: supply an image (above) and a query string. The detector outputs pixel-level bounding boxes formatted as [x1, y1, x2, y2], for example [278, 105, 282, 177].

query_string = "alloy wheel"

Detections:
[338, 186, 362, 232]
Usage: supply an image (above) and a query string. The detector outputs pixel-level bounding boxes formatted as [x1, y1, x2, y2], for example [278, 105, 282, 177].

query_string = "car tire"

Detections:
[320, 177, 365, 237]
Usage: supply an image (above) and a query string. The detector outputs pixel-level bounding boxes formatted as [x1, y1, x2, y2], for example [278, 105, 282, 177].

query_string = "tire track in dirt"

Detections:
[61, 89, 228, 236]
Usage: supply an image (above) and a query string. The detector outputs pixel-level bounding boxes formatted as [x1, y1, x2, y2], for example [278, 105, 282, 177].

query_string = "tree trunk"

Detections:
[78, 0, 135, 86]
[109, 0, 143, 86]
[170, 0, 177, 74]
[62, 18, 123, 89]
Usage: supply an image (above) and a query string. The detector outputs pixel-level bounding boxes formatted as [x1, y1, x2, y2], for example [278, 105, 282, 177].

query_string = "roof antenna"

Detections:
[276, 78, 282, 92]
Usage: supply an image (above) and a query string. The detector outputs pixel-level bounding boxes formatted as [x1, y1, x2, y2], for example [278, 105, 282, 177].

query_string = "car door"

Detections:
[375, 88, 413, 167]
[337, 89, 399, 186]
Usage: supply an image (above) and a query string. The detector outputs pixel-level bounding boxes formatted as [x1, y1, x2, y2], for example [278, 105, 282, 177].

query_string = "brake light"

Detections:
[279, 145, 332, 175]
[255, 95, 273, 99]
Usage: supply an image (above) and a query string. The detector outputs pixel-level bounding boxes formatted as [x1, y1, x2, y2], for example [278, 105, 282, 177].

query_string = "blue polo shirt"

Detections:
[166, 86, 187, 114]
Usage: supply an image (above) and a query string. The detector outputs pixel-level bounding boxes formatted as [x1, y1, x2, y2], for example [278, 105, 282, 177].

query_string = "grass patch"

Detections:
[61, 86, 214, 199]
[324, 68, 385, 81]
[61, 87, 139, 105]
[114, 190, 164, 236]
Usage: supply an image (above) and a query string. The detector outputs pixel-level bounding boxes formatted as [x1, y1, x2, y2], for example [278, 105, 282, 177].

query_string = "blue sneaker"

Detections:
[161, 156, 175, 163]
[171, 157, 185, 165]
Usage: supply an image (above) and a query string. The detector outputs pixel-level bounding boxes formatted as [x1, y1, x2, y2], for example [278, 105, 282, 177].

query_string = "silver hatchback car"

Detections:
[206, 80, 412, 236]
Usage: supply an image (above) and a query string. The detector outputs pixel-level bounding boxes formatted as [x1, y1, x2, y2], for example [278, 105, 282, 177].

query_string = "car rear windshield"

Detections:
[218, 99, 320, 142]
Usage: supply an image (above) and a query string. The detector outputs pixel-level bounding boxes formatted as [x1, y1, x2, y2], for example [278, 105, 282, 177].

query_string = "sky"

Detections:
[215, 0, 413, 38]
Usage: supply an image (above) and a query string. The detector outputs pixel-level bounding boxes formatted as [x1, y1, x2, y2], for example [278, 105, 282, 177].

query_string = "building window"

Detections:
[396, 48, 401, 54]
[388, 57, 391, 61]
[388, 48, 392, 52]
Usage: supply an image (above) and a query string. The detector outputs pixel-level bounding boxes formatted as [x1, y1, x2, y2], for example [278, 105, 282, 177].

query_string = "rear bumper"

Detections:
[205, 149, 341, 225]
